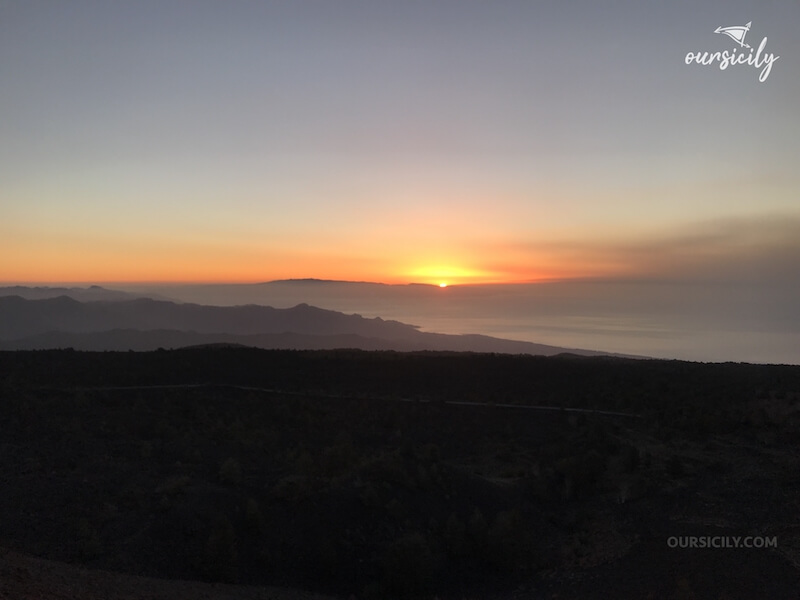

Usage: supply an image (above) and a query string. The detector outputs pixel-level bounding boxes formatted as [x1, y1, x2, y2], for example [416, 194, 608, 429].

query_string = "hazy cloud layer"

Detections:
[489, 215, 800, 287]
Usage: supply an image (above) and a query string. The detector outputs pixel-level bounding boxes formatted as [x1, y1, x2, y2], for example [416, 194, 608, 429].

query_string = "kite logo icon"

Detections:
[685, 21, 779, 82]
[714, 21, 752, 49]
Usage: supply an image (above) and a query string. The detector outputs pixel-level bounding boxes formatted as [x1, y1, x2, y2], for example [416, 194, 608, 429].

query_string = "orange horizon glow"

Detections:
[0, 274, 565, 287]
[1, 238, 586, 286]
[0, 254, 624, 287]
[0, 261, 575, 287]
[5, 220, 733, 286]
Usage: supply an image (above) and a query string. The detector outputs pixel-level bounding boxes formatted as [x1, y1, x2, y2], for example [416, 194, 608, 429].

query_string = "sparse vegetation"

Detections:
[1, 348, 800, 598]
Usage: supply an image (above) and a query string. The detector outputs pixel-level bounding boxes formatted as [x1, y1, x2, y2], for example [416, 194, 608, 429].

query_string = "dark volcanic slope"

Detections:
[1, 349, 800, 599]
[0, 296, 617, 356]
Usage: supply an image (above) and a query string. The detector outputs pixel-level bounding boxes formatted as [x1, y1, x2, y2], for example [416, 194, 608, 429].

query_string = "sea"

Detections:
[119, 280, 800, 365]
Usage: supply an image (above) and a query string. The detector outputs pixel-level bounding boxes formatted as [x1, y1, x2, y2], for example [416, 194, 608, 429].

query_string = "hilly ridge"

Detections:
[0, 294, 620, 356]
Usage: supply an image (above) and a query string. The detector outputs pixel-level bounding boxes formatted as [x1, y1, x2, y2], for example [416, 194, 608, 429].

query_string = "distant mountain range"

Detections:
[0, 285, 160, 302]
[0, 287, 626, 356]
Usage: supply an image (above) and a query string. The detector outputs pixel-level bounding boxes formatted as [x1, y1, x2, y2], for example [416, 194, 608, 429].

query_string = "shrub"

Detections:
[219, 457, 242, 486]
[204, 516, 238, 582]
[487, 510, 532, 572]
[467, 507, 489, 554]
[382, 531, 437, 596]
[76, 518, 102, 560]
[444, 513, 467, 557]
[245, 497, 266, 534]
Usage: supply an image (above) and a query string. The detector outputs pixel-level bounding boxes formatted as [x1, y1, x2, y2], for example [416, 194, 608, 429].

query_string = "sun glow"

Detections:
[407, 264, 487, 286]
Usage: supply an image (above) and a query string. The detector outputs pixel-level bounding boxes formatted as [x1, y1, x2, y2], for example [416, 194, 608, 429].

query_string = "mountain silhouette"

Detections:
[0, 285, 169, 303]
[0, 295, 628, 356]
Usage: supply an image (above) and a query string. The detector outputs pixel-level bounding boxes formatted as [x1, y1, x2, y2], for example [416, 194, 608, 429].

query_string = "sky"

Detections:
[2, 0, 798, 287]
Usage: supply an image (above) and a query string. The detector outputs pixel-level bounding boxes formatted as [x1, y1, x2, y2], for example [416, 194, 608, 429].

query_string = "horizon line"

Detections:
[0, 277, 569, 288]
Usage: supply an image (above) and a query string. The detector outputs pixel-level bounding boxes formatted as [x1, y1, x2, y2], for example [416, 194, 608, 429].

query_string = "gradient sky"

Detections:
[2, 0, 799, 285]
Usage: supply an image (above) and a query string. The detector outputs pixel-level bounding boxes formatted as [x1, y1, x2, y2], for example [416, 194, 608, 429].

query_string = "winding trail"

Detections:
[65, 382, 642, 419]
